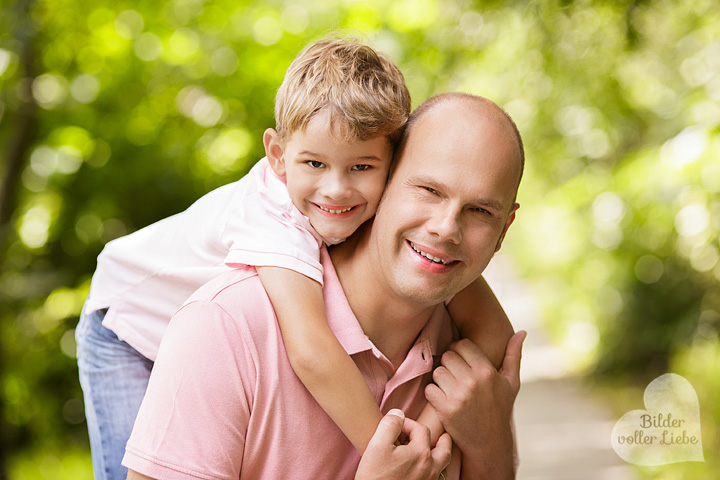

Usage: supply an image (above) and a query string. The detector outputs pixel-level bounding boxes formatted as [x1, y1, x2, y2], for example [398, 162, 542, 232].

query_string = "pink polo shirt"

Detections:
[122, 248, 459, 480]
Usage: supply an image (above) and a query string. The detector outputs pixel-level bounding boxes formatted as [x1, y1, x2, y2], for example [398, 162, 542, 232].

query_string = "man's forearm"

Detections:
[459, 430, 515, 480]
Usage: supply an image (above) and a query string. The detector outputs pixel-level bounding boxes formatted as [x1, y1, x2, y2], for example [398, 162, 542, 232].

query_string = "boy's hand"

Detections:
[425, 331, 526, 478]
[355, 409, 452, 480]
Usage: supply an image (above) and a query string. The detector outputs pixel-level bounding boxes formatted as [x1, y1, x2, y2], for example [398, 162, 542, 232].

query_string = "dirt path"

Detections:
[483, 255, 638, 480]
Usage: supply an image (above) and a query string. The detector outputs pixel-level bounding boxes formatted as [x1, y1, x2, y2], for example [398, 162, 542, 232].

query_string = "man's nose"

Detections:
[426, 204, 462, 244]
[321, 172, 353, 201]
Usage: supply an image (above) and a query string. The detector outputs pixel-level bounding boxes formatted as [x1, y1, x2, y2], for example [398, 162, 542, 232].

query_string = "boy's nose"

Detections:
[322, 174, 353, 201]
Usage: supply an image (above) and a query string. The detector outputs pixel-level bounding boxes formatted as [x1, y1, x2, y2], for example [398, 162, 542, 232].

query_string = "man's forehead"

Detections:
[405, 100, 520, 176]
[411, 98, 508, 139]
[392, 100, 521, 207]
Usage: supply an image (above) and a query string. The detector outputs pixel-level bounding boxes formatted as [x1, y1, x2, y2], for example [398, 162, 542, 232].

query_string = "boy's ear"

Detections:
[263, 128, 286, 179]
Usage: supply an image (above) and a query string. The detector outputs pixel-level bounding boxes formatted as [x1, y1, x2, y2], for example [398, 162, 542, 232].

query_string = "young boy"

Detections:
[76, 37, 513, 480]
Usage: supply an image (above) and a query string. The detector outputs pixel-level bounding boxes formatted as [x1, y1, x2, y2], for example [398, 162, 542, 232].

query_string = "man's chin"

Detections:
[394, 282, 456, 307]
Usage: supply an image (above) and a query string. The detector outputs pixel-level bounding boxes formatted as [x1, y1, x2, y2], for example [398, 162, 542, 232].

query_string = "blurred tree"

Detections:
[0, 0, 718, 478]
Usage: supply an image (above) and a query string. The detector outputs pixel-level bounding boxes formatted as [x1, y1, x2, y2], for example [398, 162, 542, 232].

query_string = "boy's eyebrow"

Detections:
[409, 175, 506, 212]
[352, 155, 385, 162]
[297, 150, 385, 162]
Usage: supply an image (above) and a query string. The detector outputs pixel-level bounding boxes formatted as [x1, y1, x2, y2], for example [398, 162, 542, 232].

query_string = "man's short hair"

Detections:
[274, 37, 411, 145]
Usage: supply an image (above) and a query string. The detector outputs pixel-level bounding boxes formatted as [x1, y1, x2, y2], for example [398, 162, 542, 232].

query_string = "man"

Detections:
[125, 93, 525, 480]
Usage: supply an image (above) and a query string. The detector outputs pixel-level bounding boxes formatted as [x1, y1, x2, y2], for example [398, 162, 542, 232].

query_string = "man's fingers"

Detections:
[424, 382, 446, 409]
[500, 330, 526, 392]
[402, 417, 431, 447]
[367, 409, 405, 451]
[431, 364, 456, 393]
[450, 338, 488, 364]
[438, 349, 470, 378]
[432, 432, 452, 471]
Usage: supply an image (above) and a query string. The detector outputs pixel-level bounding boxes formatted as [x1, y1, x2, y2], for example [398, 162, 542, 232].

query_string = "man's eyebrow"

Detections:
[409, 175, 506, 211]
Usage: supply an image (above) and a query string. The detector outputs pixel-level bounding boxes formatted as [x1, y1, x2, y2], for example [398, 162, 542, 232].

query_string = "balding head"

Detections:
[392, 93, 525, 199]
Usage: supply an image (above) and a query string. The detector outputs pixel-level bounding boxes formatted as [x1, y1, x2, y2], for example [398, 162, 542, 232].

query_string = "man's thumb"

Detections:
[500, 330, 526, 392]
[368, 409, 405, 450]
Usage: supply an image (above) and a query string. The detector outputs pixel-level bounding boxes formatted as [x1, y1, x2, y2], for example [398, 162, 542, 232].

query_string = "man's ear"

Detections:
[263, 128, 286, 179]
[495, 203, 519, 252]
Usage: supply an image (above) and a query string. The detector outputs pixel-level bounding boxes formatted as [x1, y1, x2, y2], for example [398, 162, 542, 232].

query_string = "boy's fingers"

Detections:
[367, 409, 405, 451]
[500, 331, 526, 392]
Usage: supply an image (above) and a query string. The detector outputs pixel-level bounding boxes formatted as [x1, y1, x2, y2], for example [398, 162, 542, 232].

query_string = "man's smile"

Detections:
[408, 241, 458, 266]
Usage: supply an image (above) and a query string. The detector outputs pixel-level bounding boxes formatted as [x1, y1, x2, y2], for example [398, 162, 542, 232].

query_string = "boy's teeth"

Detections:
[319, 206, 353, 214]
[409, 242, 451, 265]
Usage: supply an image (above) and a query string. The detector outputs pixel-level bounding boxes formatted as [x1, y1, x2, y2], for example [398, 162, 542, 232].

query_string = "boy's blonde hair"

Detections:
[275, 37, 411, 145]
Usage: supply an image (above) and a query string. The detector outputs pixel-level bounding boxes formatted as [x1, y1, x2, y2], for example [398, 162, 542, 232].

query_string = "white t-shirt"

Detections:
[84, 157, 328, 361]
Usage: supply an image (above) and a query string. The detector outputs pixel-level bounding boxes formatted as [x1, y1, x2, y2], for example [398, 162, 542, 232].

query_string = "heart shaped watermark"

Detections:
[611, 373, 704, 465]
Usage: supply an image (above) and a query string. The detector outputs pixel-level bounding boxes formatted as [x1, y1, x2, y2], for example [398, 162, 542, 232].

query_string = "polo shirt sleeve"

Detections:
[123, 299, 257, 480]
[223, 159, 325, 285]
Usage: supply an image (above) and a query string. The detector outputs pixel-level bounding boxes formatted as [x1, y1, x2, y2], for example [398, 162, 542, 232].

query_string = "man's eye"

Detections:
[352, 164, 371, 171]
[470, 205, 495, 215]
[421, 186, 438, 195]
[306, 160, 324, 168]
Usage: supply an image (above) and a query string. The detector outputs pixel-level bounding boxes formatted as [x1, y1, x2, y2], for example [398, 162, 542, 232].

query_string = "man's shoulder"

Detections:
[173, 267, 282, 357]
[182, 267, 268, 314]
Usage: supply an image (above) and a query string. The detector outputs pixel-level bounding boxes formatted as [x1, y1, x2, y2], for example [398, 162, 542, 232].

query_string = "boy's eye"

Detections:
[351, 164, 371, 171]
[306, 160, 324, 169]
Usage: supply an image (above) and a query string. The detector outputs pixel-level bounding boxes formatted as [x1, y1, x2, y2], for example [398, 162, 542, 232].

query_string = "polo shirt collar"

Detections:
[321, 247, 376, 356]
[320, 247, 451, 370]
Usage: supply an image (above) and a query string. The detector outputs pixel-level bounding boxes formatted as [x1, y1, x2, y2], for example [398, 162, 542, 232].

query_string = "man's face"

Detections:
[280, 110, 393, 242]
[371, 100, 521, 306]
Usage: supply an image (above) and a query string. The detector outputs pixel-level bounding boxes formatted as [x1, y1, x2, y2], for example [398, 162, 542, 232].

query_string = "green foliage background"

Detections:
[1, 0, 718, 478]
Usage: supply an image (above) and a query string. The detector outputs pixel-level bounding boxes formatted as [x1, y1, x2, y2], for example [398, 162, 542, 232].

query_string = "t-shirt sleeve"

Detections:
[122, 300, 256, 480]
[222, 160, 324, 285]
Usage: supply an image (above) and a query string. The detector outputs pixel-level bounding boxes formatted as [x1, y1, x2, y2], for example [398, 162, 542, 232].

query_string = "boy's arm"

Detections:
[418, 275, 514, 446]
[127, 471, 155, 480]
[447, 275, 514, 370]
[257, 266, 383, 454]
[448, 276, 515, 370]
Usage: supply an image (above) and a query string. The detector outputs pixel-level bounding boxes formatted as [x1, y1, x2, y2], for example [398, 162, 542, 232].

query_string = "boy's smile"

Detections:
[265, 109, 394, 242]
[312, 202, 361, 216]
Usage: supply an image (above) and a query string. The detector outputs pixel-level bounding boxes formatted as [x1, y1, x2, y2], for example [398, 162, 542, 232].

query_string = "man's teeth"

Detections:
[319, 206, 353, 214]
[409, 242, 452, 265]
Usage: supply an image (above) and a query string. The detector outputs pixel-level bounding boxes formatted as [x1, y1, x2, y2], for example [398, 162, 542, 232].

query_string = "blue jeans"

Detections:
[76, 307, 154, 480]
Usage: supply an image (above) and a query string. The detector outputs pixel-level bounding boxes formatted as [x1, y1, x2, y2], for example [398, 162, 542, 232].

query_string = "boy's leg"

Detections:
[76, 307, 154, 480]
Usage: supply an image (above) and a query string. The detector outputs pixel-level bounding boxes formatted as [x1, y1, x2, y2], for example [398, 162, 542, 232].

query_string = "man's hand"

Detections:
[355, 409, 452, 480]
[425, 331, 526, 479]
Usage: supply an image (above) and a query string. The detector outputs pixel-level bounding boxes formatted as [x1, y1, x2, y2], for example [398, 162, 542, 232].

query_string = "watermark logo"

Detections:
[611, 373, 704, 465]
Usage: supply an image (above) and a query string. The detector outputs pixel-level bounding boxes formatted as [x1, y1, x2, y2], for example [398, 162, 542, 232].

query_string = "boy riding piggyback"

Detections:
[77, 37, 512, 480]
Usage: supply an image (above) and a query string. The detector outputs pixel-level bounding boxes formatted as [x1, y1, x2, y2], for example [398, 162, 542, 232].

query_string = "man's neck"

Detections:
[328, 224, 436, 369]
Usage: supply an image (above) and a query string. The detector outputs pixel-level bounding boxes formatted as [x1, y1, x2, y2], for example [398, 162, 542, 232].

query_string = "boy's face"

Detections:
[276, 110, 393, 241]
